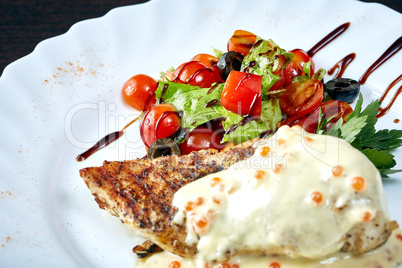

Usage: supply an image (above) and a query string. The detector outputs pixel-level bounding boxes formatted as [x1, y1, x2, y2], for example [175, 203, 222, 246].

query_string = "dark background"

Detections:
[0, 0, 401, 76]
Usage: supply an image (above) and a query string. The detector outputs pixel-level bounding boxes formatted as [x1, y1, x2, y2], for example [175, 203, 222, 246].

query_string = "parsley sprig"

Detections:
[321, 94, 402, 178]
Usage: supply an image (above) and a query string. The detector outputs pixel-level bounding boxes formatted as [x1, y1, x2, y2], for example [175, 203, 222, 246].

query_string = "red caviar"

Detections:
[277, 139, 285, 146]
[363, 211, 372, 222]
[396, 234, 402, 241]
[351, 176, 366, 191]
[210, 177, 221, 187]
[332, 165, 343, 177]
[270, 262, 281, 268]
[185, 201, 195, 211]
[195, 197, 204, 206]
[304, 136, 313, 142]
[212, 196, 221, 204]
[310, 191, 323, 205]
[255, 170, 266, 179]
[169, 260, 181, 268]
[218, 263, 231, 268]
[196, 217, 208, 228]
[260, 146, 270, 157]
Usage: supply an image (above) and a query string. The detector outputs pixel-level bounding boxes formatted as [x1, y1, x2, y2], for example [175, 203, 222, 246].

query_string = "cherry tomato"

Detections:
[191, 53, 223, 83]
[285, 100, 353, 133]
[122, 74, 158, 111]
[179, 127, 226, 155]
[269, 55, 287, 91]
[173, 61, 218, 88]
[307, 100, 353, 132]
[227, 30, 257, 57]
[282, 114, 317, 133]
[284, 49, 315, 86]
[220, 71, 262, 117]
[191, 54, 219, 69]
[140, 104, 181, 148]
[280, 79, 324, 117]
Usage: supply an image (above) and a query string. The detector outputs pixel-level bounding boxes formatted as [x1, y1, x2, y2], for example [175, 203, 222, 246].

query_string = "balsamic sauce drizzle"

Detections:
[359, 37, 402, 85]
[76, 112, 143, 162]
[327, 53, 356, 79]
[307, 22, 351, 57]
[376, 74, 402, 119]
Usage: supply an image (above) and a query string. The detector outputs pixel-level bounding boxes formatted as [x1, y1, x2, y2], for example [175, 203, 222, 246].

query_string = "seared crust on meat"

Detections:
[80, 140, 256, 257]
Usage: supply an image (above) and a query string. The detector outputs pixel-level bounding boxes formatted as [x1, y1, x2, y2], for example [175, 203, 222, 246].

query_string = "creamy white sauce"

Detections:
[136, 229, 402, 268]
[170, 125, 391, 263]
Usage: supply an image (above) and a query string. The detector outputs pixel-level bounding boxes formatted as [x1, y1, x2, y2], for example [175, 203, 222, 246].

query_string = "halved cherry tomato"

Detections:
[306, 100, 353, 132]
[179, 127, 226, 155]
[173, 61, 218, 88]
[227, 30, 257, 57]
[284, 49, 315, 86]
[284, 100, 353, 133]
[269, 55, 288, 91]
[280, 79, 324, 117]
[140, 104, 181, 148]
[191, 54, 223, 83]
[122, 74, 158, 111]
[220, 71, 262, 117]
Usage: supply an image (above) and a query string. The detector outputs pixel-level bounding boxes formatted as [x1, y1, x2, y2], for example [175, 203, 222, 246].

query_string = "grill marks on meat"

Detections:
[80, 140, 255, 257]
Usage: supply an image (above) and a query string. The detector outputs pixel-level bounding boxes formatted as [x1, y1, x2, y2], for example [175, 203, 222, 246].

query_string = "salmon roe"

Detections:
[363, 211, 372, 222]
[169, 260, 181, 268]
[270, 262, 281, 268]
[396, 234, 402, 241]
[196, 217, 208, 228]
[273, 163, 284, 173]
[210, 177, 221, 187]
[277, 139, 285, 146]
[207, 210, 217, 220]
[212, 196, 221, 204]
[195, 197, 204, 206]
[185, 201, 195, 211]
[260, 146, 270, 157]
[255, 170, 266, 179]
[351, 176, 366, 191]
[218, 263, 231, 268]
[332, 165, 343, 177]
[310, 191, 323, 205]
[304, 136, 313, 142]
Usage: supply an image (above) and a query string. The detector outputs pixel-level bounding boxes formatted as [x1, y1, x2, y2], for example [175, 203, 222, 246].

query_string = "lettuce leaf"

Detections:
[155, 82, 224, 132]
[241, 39, 292, 98]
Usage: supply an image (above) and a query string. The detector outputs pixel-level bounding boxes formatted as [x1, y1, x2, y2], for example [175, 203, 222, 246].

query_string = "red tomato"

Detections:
[285, 100, 353, 133]
[269, 55, 288, 91]
[191, 54, 223, 83]
[307, 100, 353, 132]
[191, 54, 218, 69]
[282, 114, 317, 133]
[220, 71, 262, 117]
[140, 104, 181, 148]
[284, 49, 315, 86]
[227, 30, 257, 57]
[280, 79, 324, 117]
[122, 74, 158, 111]
[173, 61, 218, 88]
[179, 127, 226, 155]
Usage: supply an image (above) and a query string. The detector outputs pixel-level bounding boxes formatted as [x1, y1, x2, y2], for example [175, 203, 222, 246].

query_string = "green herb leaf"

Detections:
[361, 148, 399, 178]
[241, 39, 292, 98]
[155, 81, 224, 132]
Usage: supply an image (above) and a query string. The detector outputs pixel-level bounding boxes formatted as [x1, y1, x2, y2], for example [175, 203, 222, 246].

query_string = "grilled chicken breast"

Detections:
[80, 140, 256, 257]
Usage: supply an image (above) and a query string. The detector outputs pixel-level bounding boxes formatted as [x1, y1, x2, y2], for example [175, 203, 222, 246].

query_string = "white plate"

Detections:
[0, 0, 401, 267]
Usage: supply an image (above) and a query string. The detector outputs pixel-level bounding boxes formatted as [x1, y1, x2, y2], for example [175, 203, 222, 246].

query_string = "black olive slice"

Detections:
[147, 138, 181, 159]
[217, 51, 244, 81]
[324, 78, 360, 103]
